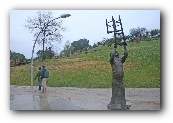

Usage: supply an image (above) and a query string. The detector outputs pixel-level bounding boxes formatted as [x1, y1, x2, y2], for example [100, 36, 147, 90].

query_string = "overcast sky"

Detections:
[10, 10, 160, 59]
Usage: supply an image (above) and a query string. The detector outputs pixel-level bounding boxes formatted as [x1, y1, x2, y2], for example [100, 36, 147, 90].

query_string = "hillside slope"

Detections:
[10, 39, 160, 88]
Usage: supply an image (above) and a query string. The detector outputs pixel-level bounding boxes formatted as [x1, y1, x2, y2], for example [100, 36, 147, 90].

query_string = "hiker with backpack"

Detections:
[41, 65, 49, 92]
[35, 67, 42, 90]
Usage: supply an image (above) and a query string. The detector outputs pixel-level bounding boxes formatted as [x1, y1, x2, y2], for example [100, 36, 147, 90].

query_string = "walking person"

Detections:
[35, 67, 42, 90]
[41, 65, 49, 92]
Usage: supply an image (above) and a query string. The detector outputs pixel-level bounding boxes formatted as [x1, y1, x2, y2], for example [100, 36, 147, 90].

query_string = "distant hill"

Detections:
[10, 39, 160, 88]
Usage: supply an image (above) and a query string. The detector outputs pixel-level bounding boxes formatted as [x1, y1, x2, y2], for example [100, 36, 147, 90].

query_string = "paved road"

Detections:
[10, 85, 160, 110]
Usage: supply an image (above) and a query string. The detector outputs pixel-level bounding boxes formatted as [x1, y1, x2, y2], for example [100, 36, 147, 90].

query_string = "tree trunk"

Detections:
[42, 30, 46, 61]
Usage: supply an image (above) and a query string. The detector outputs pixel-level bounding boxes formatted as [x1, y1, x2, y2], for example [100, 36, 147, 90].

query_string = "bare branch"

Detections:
[24, 10, 65, 53]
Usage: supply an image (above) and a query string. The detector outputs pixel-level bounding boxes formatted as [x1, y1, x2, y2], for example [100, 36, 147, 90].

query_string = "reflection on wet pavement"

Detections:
[10, 94, 82, 110]
[10, 86, 160, 110]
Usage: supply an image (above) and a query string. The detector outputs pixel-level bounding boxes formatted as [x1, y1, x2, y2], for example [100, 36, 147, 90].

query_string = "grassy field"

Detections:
[10, 39, 160, 88]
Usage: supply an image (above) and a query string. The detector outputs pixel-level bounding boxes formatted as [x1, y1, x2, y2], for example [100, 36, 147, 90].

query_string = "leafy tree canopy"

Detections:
[71, 38, 90, 53]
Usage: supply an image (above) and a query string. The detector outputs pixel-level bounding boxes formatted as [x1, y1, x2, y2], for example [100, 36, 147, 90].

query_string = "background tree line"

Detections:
[10, 25, 160, 65]
[10, 50, 30, 66]
[35, 46, 55, 60]
[61, 38, 92, 57]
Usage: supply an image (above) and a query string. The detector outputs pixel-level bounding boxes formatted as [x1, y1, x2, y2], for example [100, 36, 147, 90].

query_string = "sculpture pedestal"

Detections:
[107, 101, 131, 110]
[107, 82, 126, 110]
[107, 101, 124, 110]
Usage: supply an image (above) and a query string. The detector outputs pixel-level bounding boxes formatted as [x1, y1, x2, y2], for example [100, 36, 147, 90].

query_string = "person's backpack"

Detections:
[44, 69, 49, 78]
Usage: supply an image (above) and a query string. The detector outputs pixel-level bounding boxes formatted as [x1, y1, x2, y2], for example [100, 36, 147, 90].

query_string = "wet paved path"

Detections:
[10, 85, 160, 110]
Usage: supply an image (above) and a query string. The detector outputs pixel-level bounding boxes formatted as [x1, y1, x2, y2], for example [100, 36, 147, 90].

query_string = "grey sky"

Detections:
[10, 10, 160, 59]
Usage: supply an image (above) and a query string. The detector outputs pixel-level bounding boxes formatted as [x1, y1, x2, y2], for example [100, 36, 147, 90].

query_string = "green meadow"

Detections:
[10, 39, 160, 88]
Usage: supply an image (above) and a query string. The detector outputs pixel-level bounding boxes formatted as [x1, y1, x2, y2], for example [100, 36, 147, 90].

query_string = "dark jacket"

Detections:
[41, 68, 47, 79]
[35, 70, 42, 81]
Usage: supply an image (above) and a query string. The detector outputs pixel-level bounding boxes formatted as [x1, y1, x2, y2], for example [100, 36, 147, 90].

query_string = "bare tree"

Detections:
[64, 40, 74, 57]
[129, 27, 147, 37]
[25, 10, 65, 60]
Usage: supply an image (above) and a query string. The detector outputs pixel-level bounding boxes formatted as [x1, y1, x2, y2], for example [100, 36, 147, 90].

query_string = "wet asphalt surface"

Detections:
[10, 85, 160, 110]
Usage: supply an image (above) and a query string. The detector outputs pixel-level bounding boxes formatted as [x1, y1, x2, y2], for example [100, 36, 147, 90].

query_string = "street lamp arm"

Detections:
[44, 14, 71, 30]
[44, 17, 61, 30]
